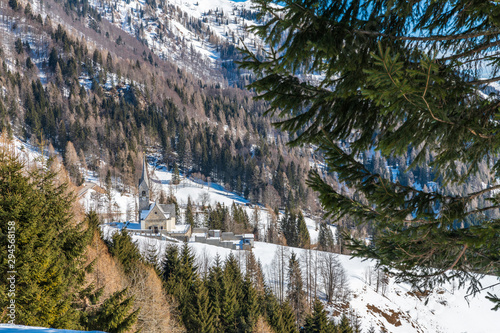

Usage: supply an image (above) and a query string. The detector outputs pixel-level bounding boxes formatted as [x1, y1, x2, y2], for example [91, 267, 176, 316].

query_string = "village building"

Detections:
[140, 202, 176, 233]
[138, 158, 177, 233]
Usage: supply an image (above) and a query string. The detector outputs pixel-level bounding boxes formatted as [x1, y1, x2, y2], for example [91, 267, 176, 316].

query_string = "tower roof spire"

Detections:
[139, 155, 149, 187]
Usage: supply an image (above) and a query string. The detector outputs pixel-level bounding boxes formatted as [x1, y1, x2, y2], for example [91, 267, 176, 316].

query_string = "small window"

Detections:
[160, 226, 163, 230]
[142, 191, 146, 196]
[155, 211, 157, 214]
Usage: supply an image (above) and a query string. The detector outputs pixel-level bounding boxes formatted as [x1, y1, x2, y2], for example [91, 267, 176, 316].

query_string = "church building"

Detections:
[138, 158, 176, 233]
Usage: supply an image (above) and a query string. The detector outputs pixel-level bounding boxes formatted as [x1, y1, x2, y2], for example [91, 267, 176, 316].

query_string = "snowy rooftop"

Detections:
[109, 222, 141, 230]
[140, 208, 151, 220]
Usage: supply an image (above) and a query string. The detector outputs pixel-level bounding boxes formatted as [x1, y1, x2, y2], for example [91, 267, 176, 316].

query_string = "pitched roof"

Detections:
[158, 204, 176, 219]
[141, 202, 176, 220]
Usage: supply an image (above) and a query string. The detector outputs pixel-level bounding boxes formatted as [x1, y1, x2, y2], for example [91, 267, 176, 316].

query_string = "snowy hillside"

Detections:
[95, 160, 499, 333]
[83, 0, 269, 83]
[101, 225, 500, 333]
[6, 127, 499, 333]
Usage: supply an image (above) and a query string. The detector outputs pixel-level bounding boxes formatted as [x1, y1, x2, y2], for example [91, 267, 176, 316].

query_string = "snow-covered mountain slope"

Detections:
[101, 224, 500, 333]
[84, 0, 268, 84]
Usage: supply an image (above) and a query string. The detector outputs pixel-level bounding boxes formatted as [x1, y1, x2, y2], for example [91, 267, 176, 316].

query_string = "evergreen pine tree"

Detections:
[186, 278, 215, 333]
[287, 252, 306, 326]
[318, 222, 335, 252]
[266, 292, 285, 333]
[338, 315, 353, 333]
[240, 274, 259, 332]
[281, 301, 299, 333]
[48, 47, 59, 71]
[0, 143, 93, 328]
[144, 240, 159, 268]
[224, 252, 243, 284]
[179, 242, 197, 287]
[241, 0, 500, 307]
[172, 163, 180, 185]
[8, 0, 18, 11]
[245, 252, 265, 293]
[178, 242, 198, 327]
[281, 207, 298, 247]
[83, 288, 139, 333]
[162, 243, 180, 291]
[297, 211, 310, 248]
[107, 230, 141, 274]
[185, 196, 195, 228]
[221, 253, 242, 332]
[207, 254, 224, 331]
[221, 271, 239, 333]
[302, 299, 333, 333]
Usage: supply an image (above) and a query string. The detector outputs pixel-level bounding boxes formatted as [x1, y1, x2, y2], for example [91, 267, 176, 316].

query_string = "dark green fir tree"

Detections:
[302, 299, 335, 333]
[0, 145, 135, 330]
[172, 163, 180, 185]
[186, 278, 215, 333]
[241, 0, 500, 308]
[207, 254, 224, 331]
[185, 196, 195, 229]
[0, 149, 91, 328]
[297, 211, 310, 248]
[287, 252, 306, 325]
[240, 274, 259, 332]
[8, 0, 18, 11]
[221, 256, 240, 333]
[83, 288, 139, 333]
[107, 230, 141, 274]
[280, 301, 299, 333]
[338, 315, 353, 333]
[318, 223, 335, 252]
[162, 243, 180, 292]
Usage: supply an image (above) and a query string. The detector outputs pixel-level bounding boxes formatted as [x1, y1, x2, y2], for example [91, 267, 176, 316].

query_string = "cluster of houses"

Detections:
[192, 228, 255, 251]
[135, 158, 254, 249]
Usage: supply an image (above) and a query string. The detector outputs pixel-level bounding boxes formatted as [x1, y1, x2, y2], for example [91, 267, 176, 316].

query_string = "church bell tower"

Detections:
[138, 157, 150, 213]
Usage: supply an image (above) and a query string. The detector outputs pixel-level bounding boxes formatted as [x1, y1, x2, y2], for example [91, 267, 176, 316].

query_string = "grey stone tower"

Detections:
[138, 157, 150, 212]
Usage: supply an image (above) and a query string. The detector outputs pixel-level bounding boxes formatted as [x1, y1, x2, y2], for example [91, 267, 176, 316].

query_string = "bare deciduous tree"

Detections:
[319, 252, 350, 303]
[268, 245, 289, 303]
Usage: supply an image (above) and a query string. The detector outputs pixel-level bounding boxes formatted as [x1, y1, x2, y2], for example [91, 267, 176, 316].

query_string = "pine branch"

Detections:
[468, 76, 500, 85]
[439, 39, 500, 62]
[354, 29, 500, 41]
[467, 184, 500, 200]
